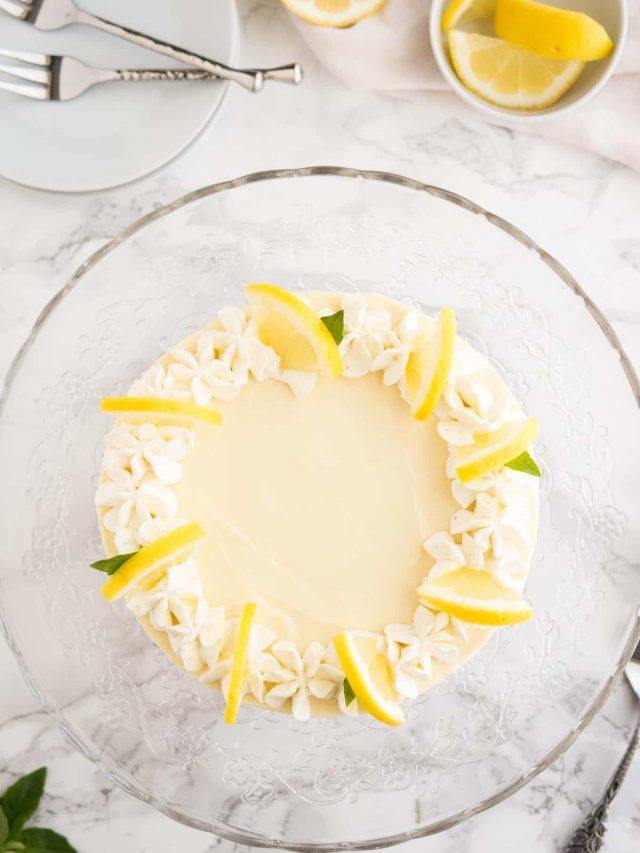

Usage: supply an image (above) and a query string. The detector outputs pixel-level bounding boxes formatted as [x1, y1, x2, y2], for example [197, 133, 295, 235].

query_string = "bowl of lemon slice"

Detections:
[430, 0, 627, 119]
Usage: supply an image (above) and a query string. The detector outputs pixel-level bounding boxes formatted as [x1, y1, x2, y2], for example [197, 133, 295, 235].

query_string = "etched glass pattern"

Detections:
[0, 169, 638, 849]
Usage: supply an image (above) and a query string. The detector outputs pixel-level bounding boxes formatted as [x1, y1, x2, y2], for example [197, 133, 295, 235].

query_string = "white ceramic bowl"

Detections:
[429, 0, 628, 122]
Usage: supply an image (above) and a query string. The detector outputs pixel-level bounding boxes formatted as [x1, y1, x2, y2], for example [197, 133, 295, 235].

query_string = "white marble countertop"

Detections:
[1, 2, 639, 851]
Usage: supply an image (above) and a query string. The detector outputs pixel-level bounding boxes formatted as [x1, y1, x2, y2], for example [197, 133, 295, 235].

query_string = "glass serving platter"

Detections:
[0, 168, 638, 849]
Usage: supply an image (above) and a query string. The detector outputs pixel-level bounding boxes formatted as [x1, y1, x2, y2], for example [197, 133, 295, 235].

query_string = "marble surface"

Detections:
[1, 1, 639, 851]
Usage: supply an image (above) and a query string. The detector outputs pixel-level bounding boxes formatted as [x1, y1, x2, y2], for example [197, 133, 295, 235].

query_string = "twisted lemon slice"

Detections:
[456, 416, 539, 483]
[405, 307, 456, 422]
[333, 631, 404, 726]
[100, 521, 206, 603]
[224, 602, 257, 724]
[419, 568, 533, 626]
[246, 283, 343, 376]
[101, 397, 222, 427]
[495, 0, 614, 62]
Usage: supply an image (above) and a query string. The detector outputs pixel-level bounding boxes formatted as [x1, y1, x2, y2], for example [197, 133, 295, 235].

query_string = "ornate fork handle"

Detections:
[565, 715, 640, 852]
[110, 67, 303, 85]
[74, 9, 301, 91]
[113, 68, 219, 83]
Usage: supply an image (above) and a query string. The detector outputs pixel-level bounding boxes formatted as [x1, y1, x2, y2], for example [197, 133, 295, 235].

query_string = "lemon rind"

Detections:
[442, 0, 495, 32]
[100, 521, 206, 602]
[448, 31, 585, 111]
[224, 602, 257, 724]
[246, 282, 343, 377]
[411, 307, 457, 421]
[333, 632, 405, 726]
[280, 0, 387, 28]
[494, 0, 614, 62]
[101, 396, 222, 427]
[456, 416, 539, 483]
[418, 583, 533, 626]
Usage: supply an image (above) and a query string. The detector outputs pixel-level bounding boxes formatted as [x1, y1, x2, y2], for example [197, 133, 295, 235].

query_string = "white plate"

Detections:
[0, 0, 238, 192]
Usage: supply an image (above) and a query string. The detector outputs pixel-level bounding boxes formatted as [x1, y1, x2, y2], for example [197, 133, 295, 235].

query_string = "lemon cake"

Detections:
[93, 286, 540, 725]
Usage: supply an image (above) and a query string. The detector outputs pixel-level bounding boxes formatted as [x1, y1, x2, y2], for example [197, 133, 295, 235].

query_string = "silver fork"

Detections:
[565, 641, 640, 852]
[0, 0, 303, 92]
[0, 48, 231, 100]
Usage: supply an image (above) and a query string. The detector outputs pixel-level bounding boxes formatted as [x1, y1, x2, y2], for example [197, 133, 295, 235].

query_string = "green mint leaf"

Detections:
[89, 551, 137, 575]
[321, 310, 345, 346]
[5, 843, 26, 851]
[20, 829, 77, 853]
[343, 678, 356, 707]
[0, 805, 9, 846]
[505, 450, 541, 477]
[0, 768, 46, 841]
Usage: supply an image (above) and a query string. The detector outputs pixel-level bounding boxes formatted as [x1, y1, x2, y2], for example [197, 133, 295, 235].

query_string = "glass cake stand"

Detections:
[1, 168, 639, 849]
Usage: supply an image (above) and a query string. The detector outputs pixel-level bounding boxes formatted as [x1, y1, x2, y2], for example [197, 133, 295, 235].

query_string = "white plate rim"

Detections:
[0, 0, 239, 195]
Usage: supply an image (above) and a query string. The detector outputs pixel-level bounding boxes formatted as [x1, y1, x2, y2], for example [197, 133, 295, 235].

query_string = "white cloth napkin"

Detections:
[294, 0, 640, 171]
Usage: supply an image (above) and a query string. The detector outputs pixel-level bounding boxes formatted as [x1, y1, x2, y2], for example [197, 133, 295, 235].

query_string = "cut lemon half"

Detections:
[442, 0, 495, 31]
[495, 0, 614, 62]
[456, 415, 539, 483]
[418, 568, 533, 626]
[224, 602, 257, 724]
[100, 521, 206, 603]
[333, 631, 404, 726]
[405, 307, 456, 422]
[101, 397, 222, 427]
[246, 283, 343, 377]
[449, 31, 584, 111]
[280, 0, 387, 28]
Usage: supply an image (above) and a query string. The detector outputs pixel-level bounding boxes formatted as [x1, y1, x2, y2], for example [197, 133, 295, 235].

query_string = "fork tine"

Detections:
[0, 48, 50, 66]
[0, 61, 49, 83]
[0, 0, 31, 20]
[0, 77, 47, 99]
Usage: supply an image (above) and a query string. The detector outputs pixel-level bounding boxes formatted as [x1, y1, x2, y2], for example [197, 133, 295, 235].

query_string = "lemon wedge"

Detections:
[456, 415, 539, 483]
[280, 0, 387, 28]
[333, 631, 404, 726]
[101, 397, 222, 427]
[100, 521, 206, 603]
[418, 568, 533, 626]
[442, 0, 495, 31]
[224, 602, 257, 724]
[449, 31, 584, 110]
[495, 0, 614, 62]
[405, 307, 456, 422]
[245, 283, 343, 377]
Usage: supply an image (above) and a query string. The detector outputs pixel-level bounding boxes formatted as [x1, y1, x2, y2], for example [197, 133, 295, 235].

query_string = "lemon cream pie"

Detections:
[93, 285, 540, 725]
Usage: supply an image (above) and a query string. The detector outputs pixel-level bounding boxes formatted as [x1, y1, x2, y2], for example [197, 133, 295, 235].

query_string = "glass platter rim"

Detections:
[1, 165, 639, 850]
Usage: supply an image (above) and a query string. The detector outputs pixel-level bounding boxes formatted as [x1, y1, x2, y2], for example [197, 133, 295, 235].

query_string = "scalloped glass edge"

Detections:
[0, 166, 638, 851]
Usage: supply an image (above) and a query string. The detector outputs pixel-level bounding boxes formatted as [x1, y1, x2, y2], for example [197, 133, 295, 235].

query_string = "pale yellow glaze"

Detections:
[174, 370, 457, 648]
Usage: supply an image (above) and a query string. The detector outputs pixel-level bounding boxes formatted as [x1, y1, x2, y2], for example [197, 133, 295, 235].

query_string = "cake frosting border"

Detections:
[95, 292, 539, 721]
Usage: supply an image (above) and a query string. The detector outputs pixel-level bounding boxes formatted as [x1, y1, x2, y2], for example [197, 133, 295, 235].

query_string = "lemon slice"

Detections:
[495, 0, 614, 62]
[418, 568, 533, 626]
[100, 521, 206, 603]
[224, 602, 257, 724]
[245, 283, 343, 377]
[333, 631, 404, 726]
[456, 415, 538, 483]
[442, 0, 495, 31]
[405, 307, 456, 422]
[101, 397, 222, 427]
[449, 31, 584, 110]
[280, 0, 387, 28]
